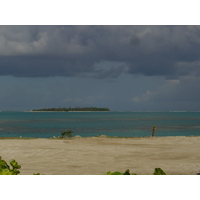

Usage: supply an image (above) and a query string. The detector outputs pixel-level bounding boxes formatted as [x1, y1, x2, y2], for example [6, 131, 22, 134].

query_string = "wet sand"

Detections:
[0, 136, 200, 175]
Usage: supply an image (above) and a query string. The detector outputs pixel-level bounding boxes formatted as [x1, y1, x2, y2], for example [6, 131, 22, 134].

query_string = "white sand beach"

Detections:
[0, 136, 200, 175]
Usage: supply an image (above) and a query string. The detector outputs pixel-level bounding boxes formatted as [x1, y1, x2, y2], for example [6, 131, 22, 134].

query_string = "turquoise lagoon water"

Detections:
[0, 111, 200, 138]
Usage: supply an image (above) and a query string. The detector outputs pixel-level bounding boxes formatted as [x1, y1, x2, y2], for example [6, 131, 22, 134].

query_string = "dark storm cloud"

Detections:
[0, 56, 94, 77]
[0, 25, 200, 78]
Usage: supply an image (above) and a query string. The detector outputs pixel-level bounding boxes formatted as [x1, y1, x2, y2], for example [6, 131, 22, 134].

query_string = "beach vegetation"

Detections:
[153, 168, 166, 175]
[0, 156, 21, 175]
[61, 130, 74, 138]
[107, 169, 137, 175]
[107, 168, 166, 175]
[0, 156, 42, 175]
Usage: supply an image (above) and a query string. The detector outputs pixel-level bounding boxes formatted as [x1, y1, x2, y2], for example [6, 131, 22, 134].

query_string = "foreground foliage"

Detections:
[107, 169, 137, 175]
[107, 168, 166, 175]
[0, 156, 167, 175]
[153, 168, 166, 175]
[0, 156, 21, 175]
[0, 157, 41, 175]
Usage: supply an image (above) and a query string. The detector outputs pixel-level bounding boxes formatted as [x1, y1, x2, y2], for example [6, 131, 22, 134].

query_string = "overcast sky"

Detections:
[1, 25, 200, 111]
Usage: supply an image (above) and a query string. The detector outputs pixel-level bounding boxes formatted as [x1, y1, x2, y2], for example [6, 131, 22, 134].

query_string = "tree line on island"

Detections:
[32, 107, 110, 112]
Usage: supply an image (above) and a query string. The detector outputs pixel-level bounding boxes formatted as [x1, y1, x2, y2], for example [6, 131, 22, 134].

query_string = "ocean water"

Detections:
[0, 111, 200, 138]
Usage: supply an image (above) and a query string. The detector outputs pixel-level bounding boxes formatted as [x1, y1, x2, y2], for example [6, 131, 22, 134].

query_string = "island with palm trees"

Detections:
[31, 107, 110, 112]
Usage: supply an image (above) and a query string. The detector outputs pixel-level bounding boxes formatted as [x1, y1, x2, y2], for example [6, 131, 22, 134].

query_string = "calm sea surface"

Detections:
[0, 112, 200, 138]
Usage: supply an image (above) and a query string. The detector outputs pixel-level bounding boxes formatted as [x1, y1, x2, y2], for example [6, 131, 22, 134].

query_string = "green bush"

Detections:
[0, 156, 21, 175]
[61, 130, 74, 138]
[107, 168, 166, 175]
[0, 156, 42, 175]
[153, 168, 166, 175]
[107, 169, 137, 175]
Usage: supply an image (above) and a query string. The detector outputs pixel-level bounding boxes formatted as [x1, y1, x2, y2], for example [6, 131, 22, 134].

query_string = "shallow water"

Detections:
[0, 111, 200, 138]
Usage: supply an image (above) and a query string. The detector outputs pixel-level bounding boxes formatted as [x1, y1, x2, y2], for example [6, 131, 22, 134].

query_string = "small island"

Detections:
[32, 107, 110, 112]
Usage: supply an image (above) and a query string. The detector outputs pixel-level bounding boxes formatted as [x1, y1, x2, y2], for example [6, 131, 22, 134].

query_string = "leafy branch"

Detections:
[0, 156, 21, 175]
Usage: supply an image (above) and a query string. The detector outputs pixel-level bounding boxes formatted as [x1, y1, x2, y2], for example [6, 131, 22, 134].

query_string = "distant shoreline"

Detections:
[31, 107, 110, 112]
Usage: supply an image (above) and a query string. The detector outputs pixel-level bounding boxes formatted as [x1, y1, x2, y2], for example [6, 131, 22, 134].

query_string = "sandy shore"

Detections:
[0, 136, 200, 175]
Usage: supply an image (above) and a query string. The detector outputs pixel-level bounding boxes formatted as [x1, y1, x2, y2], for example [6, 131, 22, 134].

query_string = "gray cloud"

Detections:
[0, 25, 200, 79]
[129, 34, 140, 46]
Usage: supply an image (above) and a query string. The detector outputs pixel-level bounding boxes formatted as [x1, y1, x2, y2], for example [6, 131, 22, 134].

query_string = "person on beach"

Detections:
[152, 125, 156, 137]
